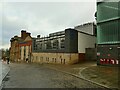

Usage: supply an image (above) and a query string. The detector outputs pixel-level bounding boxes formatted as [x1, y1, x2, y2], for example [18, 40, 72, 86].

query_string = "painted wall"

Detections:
[20, 46, 24, 61]
[26, 46, 29, 59]
[20, 45, 31, 61]
[78, 32, 96, 53]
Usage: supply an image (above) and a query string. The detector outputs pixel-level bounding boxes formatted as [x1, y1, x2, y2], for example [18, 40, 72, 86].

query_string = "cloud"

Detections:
[1, 2, 96, 49]
[2, 16, 28, 44]
[0, 42, 10, 49]
[2, 0, 96, 2]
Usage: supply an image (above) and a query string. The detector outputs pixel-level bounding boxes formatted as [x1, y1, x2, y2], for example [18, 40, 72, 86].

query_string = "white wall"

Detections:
[78, 32, 96, 53]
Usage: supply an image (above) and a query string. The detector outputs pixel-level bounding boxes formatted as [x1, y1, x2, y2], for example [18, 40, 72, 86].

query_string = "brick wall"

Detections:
[32, 53, 79, 65]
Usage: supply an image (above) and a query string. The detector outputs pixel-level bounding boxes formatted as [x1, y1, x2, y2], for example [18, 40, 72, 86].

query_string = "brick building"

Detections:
[10, 36, 22, 62]
[10, 30, 32, 62]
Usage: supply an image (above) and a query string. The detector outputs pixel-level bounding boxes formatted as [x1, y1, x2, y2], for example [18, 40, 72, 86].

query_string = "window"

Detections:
[53, 39, 59, 49]
[52, 58, 54, 62]
[46, 40, 52, 49]
[60, 39, 65, 48]
[55, 58, 56, 63]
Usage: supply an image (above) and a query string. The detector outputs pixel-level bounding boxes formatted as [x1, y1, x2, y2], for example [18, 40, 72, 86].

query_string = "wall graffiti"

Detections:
[100, 59, 119, 64]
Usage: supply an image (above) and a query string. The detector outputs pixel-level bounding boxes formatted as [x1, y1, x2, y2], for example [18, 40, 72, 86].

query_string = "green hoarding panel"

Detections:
[97, 2, 120, 44]
[97, 20, 120, 44]
[97, 2, 119, 23]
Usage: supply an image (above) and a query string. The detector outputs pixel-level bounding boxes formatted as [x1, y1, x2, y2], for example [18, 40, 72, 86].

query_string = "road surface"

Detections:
[2, 63, 107, 89]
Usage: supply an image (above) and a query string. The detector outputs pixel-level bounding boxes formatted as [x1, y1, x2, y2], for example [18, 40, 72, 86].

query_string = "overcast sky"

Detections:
[0, 0, 96, 49]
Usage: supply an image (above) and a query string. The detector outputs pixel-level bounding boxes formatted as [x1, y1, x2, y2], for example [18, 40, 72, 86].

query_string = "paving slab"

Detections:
[0, 60, 10, 89]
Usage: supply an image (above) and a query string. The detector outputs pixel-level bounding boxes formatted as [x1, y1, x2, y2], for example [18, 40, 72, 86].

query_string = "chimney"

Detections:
[37, 35, 40, 38]
[21, 30, 26, 40]
[26, 32, 31, 37]
[14, 35, 18, 38]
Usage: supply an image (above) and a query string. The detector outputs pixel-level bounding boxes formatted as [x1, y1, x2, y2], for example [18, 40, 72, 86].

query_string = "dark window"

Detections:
[61, 39, 65, 48]
[55, 58, 56, 63]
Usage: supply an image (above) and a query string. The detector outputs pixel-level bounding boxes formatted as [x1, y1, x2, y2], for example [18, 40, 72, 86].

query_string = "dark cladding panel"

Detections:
[97, 45, 119, 66]
[65, 28, 78, 53]
[32, 38, 36, 52]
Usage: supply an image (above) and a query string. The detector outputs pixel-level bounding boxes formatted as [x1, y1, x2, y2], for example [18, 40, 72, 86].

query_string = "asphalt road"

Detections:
[2, 63, 106, 88]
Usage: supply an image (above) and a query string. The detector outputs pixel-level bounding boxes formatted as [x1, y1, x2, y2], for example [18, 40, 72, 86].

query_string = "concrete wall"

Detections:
[32, 53, 79, 64]
[78, 32, 96, 53]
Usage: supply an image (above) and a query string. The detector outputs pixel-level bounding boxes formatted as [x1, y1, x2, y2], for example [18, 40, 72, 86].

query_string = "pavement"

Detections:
[0, 60, 10, 89]
[2, 62, 104, 88]
[1, 60, 119, 89]
[41, 61, 119, 89]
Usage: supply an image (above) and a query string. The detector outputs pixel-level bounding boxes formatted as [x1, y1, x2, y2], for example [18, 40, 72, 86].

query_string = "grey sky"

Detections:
[1, 1, 96, 49]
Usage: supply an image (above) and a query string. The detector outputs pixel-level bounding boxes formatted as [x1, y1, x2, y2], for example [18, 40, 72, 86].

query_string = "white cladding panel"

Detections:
[78, 32, 96, 53]
[75, 23, 94, 35]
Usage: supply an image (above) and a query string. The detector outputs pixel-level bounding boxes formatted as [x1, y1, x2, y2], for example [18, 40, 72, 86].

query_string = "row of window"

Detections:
[33, 56, 66, 64]
[33, 39, 65, 50]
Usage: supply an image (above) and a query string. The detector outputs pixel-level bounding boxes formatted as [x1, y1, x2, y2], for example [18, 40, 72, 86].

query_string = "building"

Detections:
[32, 31, 65, 53]
[75, 22, 97, 61]
[32, 22, 96, 64]
[96, 1, 120, 66]
[10, 30, 32, 62]
[32, 29, 78, 64]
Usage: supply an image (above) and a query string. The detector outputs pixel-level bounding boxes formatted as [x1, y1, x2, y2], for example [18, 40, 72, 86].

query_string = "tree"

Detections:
[0, 48, 10, 60]
[5, 49, 10, 58]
